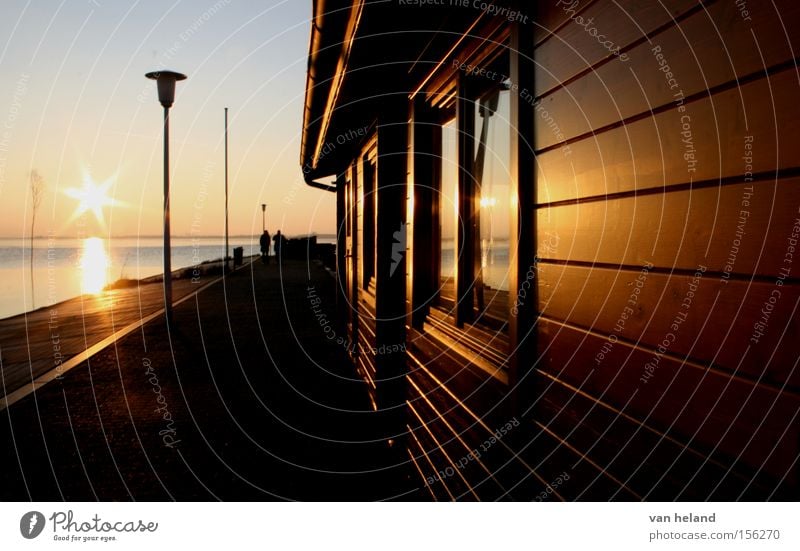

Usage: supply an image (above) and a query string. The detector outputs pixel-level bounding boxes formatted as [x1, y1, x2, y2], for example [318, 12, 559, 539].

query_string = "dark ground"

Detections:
[0, 259, 421, 501]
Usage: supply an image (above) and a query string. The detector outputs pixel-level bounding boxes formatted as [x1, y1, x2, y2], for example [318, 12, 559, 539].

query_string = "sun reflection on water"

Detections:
[79, 237, 110, 294]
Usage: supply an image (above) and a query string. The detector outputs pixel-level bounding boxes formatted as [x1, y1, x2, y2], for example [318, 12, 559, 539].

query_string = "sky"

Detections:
[0, 0, 335, 239]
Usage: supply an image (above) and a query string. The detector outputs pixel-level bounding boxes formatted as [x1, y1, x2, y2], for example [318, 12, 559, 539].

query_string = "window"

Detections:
[361, 155, 376, 290]
[472, 86, 511, 328]
[420, 47, 514, 356]
[439, 118, 458, 304]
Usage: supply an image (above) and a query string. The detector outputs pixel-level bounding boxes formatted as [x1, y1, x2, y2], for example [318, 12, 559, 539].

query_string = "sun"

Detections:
[64, 172, 122, 227]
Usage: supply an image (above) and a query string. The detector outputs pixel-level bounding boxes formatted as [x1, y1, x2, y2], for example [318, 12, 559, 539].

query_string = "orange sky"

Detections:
[0, 0, 335, 240]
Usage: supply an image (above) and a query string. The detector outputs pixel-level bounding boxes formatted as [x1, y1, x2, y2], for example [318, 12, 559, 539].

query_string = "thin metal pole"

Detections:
[163, 106, 173, 323]
[224, 107, 229, 273]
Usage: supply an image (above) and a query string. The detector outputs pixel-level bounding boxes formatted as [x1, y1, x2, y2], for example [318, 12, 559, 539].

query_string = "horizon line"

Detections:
[2, 233, 336, 240]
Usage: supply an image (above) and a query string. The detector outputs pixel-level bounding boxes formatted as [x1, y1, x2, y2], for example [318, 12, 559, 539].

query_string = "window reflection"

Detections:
[473, 88, 511, 324]
[440, 118, 458, 302]
[361, 156, 376, 290]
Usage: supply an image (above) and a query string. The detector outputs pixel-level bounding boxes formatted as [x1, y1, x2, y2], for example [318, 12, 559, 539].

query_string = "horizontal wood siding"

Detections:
[537, 176, 800, 276]
[534, 0, 699, 96]
[537, 69, 800, 202]
[533, 0, 800, 497]
[537, 263, 800, 388]
[535, 0, 800, 149]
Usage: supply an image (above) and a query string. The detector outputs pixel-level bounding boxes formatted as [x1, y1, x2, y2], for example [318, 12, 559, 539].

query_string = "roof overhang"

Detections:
[300, 1, 493, 190]
[300, 0, 363, 189]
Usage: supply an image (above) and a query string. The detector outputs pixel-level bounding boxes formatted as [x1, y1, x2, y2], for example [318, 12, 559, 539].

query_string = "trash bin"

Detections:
[233, 246, 243, 266]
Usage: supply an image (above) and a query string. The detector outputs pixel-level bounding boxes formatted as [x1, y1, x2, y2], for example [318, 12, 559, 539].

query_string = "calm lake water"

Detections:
[0, 235, 330, 320]
[441, 238, 511, 292]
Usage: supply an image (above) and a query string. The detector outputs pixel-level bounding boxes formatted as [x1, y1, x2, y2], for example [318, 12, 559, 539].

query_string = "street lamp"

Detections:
[261, 203, 267, 232]
[224, 107, 229, 273]
[145, 70, 187, 324]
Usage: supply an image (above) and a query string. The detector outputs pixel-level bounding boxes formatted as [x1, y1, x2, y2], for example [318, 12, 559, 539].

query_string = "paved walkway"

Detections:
[0, 264, 231, 401]
[0, 259, 418, 500]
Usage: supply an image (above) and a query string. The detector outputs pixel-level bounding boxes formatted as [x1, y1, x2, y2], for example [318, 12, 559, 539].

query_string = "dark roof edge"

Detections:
[300, 0, 363, 186]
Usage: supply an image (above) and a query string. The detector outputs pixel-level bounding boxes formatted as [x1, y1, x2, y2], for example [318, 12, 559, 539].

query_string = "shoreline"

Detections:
[104, 254, 259, 290]
[0, 254, 260, 322]
[0, 255, 258, 402]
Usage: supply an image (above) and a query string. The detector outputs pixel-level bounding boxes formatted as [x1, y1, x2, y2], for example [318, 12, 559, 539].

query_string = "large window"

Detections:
[472, 86, 511, 328]
[439, 118, 458, 304]
[421, 49, 513, 353]
[361, 155, 376, 290]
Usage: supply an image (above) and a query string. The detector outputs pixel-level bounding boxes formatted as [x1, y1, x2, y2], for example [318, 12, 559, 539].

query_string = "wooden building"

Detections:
[300, 0, 800, 500]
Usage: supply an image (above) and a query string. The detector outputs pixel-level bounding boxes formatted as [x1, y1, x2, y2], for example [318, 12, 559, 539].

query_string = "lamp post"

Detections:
[261, 203, 266, 232]
[224, 107, 229, 273]
[145, 70, 187, 324]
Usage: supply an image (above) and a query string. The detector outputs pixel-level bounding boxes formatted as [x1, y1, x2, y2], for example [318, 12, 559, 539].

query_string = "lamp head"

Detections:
[261, 204, 266, 212]
[145, 70, 187, 108]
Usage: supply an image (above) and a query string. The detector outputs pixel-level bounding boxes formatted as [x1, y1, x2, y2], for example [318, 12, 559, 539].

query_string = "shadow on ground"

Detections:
[0, 259, 421, 501]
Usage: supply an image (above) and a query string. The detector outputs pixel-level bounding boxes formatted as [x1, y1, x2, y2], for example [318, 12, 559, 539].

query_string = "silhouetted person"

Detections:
[259, 230, 271, 264]
[273, 230, 286, 260]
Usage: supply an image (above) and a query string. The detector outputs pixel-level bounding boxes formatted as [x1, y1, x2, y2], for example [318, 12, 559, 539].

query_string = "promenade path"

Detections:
[0, 262, 234, 403]
[0, 259, 417, 500]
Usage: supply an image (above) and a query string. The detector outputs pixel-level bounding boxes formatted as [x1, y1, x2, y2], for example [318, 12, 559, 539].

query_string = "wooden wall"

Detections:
[344, 147, 380, 411]
[337, 0, 800, 500]
[531, 0, 800, 499]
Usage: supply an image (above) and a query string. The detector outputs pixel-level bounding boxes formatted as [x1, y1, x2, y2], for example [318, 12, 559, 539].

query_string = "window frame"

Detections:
[414, 46, 514, 354]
